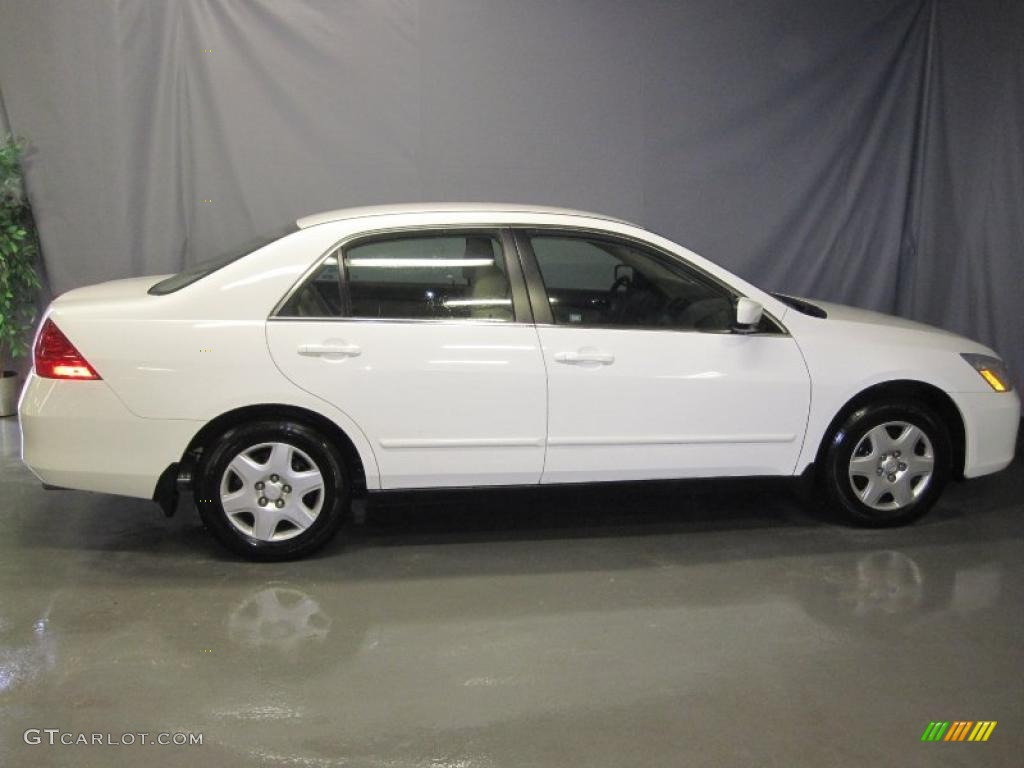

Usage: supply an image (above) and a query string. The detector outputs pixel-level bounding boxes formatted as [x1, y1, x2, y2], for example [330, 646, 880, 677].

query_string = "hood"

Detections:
[791, 297, 996, 356]
[806, 299, 958, 336]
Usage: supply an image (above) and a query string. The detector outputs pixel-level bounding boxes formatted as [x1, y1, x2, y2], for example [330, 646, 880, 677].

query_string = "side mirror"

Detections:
[734, 297, 763, 332]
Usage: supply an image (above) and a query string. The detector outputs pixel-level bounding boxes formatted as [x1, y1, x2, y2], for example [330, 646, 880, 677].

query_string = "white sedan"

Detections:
[20, 204, 1019, 560]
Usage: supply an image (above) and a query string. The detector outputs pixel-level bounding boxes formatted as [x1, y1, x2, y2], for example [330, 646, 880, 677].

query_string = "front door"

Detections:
[515, 229, 811, 483]
[267, 228, 547, 489]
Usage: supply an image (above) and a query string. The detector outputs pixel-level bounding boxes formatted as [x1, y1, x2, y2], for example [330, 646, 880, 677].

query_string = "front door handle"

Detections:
[297, 341, 362, 359]
[553, 349, 615, 365]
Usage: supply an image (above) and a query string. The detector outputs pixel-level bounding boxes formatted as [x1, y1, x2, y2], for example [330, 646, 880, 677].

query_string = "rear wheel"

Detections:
[195, 420, 349, 560]
[820, 401, 951, 527]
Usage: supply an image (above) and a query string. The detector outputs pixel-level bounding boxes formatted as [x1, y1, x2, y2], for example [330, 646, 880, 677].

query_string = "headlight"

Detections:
[961, 353, 1013, 392]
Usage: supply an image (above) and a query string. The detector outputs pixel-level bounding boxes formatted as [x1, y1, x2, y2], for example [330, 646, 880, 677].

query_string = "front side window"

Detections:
[278, 232, 515, 321]
[527, 233, 736, 331]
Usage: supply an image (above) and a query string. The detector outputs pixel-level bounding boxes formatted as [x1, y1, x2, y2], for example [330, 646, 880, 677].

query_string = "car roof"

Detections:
[295, 203, 635, 229]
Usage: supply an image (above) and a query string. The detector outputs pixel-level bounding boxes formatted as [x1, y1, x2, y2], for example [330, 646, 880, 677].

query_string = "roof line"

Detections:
[296, 203, 636, 229]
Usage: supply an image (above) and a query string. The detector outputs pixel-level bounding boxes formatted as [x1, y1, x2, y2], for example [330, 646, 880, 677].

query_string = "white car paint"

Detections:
[785, 298, 1020, 478]
[267, 321, 548, 488]
[536, 326, 810, 482]
[19, 204, 1019, 503]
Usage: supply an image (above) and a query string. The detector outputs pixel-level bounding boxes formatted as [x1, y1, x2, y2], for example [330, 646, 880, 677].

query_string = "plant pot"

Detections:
[0, 371, 20, 417]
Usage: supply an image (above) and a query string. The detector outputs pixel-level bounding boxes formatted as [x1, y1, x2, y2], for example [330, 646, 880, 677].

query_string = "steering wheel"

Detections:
[609, 274, 633, 295]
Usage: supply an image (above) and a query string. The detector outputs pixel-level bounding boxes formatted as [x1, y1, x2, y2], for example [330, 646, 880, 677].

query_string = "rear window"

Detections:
[148, 229, 292, 295]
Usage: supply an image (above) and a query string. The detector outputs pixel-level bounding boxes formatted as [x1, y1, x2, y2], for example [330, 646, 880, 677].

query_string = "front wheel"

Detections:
[195, 420, 349, 560]
[820, 401, 951, 527]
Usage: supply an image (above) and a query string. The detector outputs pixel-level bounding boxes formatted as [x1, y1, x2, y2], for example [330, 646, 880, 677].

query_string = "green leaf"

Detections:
[0, 134, 42, 360]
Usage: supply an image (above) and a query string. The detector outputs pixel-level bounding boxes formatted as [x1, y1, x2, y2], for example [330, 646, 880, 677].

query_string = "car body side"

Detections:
[19, 209, 1019, 501]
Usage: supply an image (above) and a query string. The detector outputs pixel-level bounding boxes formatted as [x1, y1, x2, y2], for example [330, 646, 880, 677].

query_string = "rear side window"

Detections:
[279, 232, 514, 322]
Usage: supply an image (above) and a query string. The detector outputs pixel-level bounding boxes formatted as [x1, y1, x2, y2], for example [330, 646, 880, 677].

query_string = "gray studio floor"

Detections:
[1, 416, 1022, 767]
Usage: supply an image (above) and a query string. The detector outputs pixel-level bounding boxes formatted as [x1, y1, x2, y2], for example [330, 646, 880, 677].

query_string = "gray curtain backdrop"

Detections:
[0, 0, 1021, 386]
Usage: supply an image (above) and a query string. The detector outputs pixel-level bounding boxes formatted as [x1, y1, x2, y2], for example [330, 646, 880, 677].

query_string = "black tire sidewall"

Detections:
[195, 420, 349, 560]
[823, 401, 951, 527]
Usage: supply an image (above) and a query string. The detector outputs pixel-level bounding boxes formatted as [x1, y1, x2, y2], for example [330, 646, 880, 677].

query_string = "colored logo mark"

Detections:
[921, 721, 996, 742]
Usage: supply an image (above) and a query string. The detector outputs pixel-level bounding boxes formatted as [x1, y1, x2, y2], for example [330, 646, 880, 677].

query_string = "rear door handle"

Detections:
[553, 349, 615, 365]
[298, 342, 362, 359]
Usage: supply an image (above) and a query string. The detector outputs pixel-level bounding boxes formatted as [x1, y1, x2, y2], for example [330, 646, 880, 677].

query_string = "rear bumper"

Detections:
[952, 389, 1020, 478]
[19, 373, 200, 499]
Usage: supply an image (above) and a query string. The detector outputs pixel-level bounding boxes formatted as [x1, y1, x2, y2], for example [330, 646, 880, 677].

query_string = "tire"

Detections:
[194, 420, 349, 561]
[820, 400, 951, 527]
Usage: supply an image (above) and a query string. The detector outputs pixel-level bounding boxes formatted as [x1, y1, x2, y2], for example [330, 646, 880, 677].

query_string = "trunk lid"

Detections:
[52, 276, 171, 307]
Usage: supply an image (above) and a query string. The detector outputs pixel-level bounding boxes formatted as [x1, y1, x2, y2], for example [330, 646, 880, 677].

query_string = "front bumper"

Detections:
[19, 373, 200, 499]
[952, 389, 1021, 478]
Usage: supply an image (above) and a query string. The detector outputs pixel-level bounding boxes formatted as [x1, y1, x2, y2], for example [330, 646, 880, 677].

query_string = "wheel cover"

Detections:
[847, 421, 935, 512]
[219, 442, 326, 542]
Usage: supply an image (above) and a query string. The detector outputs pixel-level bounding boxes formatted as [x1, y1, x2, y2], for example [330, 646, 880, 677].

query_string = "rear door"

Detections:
[515, 228, 811, 483]
[266, 228, 547, 489]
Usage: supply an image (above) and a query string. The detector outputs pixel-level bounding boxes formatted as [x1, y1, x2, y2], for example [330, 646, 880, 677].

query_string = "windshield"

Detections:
[148, 229, 293, 295]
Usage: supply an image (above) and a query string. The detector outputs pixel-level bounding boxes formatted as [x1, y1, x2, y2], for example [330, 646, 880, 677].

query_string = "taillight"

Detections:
[34, 319, 101, 380]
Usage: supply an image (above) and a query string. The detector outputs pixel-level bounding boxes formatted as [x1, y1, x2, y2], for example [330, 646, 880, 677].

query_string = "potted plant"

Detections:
[0, 135, 42, 416]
